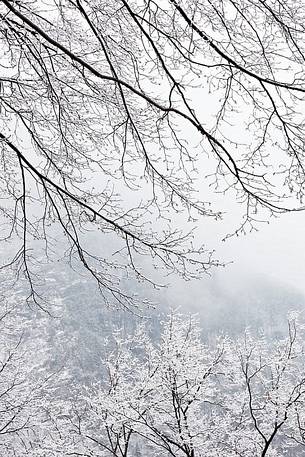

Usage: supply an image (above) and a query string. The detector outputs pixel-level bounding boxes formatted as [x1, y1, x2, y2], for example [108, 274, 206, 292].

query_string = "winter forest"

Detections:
[1, 0, 305, 455]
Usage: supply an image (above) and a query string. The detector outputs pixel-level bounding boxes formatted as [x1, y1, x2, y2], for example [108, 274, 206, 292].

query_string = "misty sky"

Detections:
[163, 203, 305, 316]
[218, 210, 305, 294]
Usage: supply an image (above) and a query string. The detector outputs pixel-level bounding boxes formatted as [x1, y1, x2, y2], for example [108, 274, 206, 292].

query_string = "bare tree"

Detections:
[1, 0, 305, 307]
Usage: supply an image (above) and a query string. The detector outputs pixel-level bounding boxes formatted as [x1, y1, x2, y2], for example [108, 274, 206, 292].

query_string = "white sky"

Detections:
[220, 210, 305, 294]
[163, 200, 305, 314]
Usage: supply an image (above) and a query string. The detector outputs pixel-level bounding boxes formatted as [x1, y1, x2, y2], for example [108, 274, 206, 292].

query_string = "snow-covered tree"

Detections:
[45, 312, 305, 456]
[221, 315, 305, 456]
[0, 284, 57, 456]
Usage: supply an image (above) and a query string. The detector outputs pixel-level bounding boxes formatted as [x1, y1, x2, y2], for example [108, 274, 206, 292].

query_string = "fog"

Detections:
[159, 201, 305, 333]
